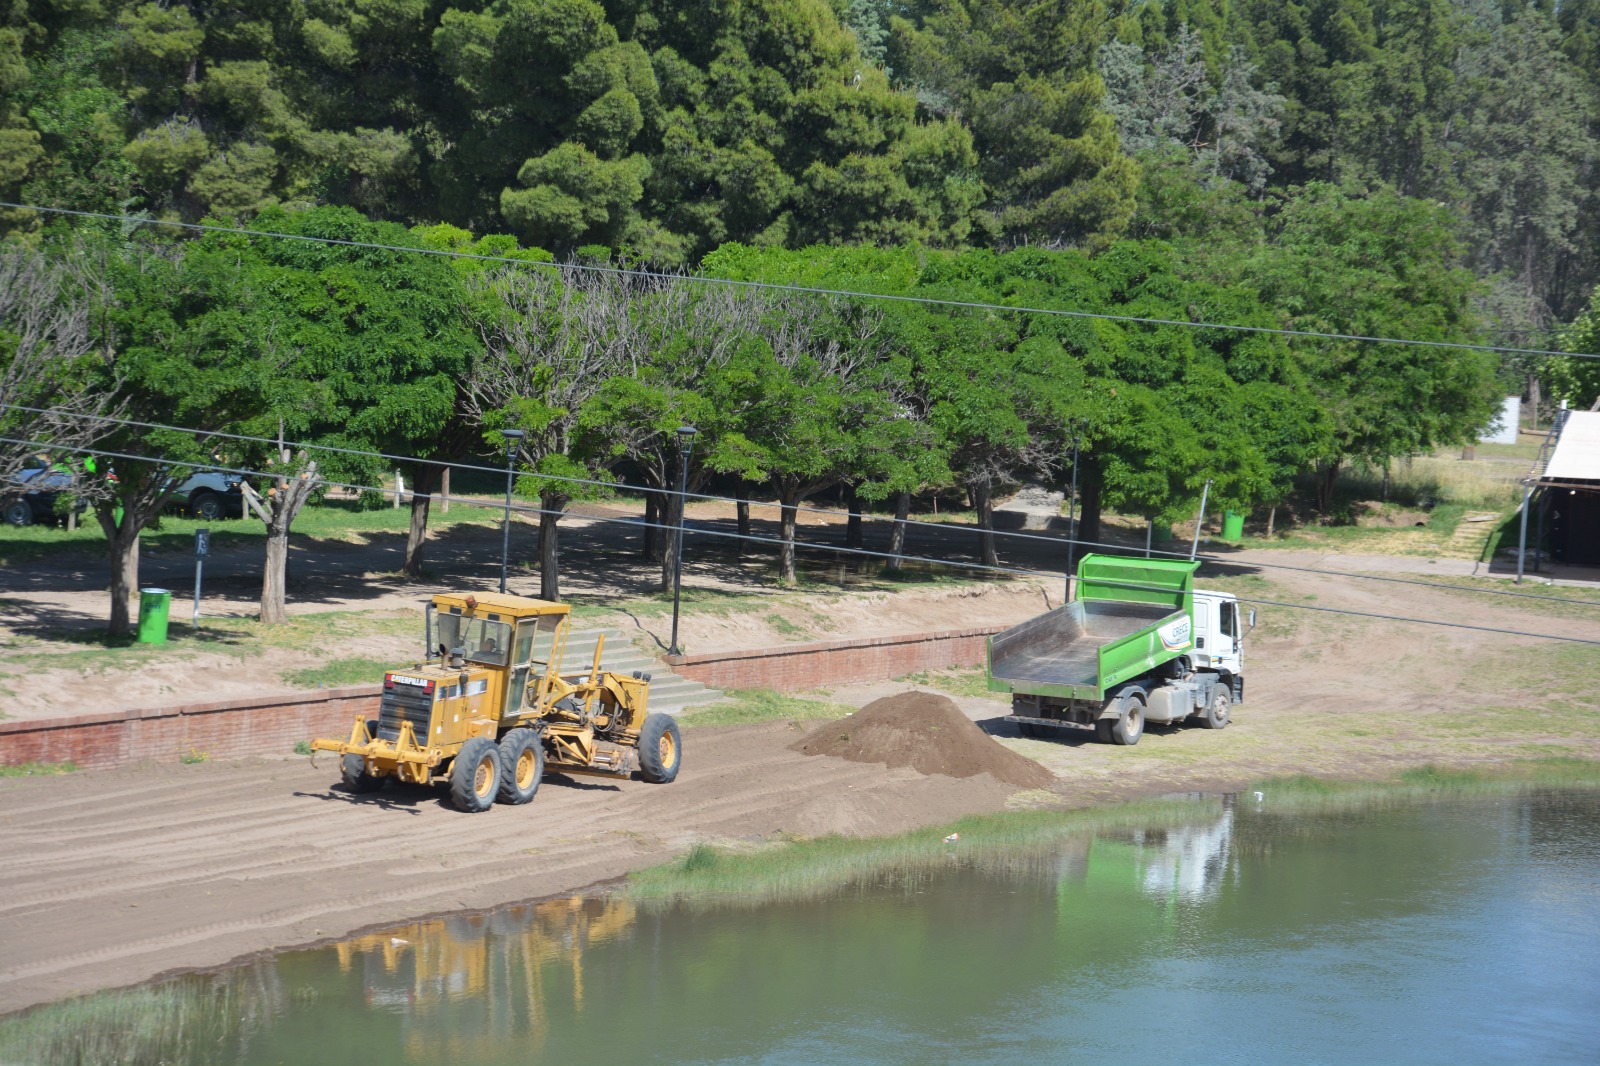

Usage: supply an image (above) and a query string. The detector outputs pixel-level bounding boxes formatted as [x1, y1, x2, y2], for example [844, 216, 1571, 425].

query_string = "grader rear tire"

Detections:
[450, 736, 502, 813]
[638, 713, 682, 784]
[497, 728, 543, 805]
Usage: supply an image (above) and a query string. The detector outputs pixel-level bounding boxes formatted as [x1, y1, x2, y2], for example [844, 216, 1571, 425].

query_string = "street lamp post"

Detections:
[1064, 430, 1081, 600]
[499, 429, 525, 594]
[668, 425, 697, 656]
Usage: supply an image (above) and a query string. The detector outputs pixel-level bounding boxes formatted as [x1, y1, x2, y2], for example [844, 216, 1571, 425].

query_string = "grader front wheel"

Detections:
[638, 713, 682, 784]
[450, 736, 502, 813]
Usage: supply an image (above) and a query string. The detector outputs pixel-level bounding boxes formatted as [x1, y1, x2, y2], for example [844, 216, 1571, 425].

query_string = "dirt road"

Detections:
[0, 722, 1020, 1016]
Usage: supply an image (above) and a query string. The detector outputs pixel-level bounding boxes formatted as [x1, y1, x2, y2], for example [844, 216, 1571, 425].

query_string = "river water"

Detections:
[7, 789, 1599, 1065]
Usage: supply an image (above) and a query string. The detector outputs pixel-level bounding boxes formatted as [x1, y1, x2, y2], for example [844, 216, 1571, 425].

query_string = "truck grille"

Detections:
[378, 689, 434, 742]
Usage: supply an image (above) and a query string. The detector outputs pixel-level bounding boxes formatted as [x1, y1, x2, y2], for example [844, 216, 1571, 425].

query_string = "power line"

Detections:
[7, 402, 1597, 611]
[6, 435, 1599, 648]
[5, 199, 1599, 362]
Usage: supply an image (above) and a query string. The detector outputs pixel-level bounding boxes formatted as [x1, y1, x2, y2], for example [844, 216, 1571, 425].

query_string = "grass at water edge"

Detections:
[622, 759, 1600, 907]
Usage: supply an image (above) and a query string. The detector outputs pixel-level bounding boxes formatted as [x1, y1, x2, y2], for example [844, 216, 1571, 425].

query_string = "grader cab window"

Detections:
[430, 613, 512, 667]
[504, 615, 566, 717]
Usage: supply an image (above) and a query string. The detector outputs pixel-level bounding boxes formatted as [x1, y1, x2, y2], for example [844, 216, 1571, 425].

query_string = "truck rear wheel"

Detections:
[1111, 693, 1144, 746]
[1203, 686, 1231, 729]
[450, 736, 502, 812]
[340, 753, 385, 793]
[638, 713, 682, 783]
[497, 728, 543, 805]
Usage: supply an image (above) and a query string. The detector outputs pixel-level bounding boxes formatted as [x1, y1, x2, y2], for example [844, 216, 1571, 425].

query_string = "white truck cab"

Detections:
[1191, 590, 1249, 701]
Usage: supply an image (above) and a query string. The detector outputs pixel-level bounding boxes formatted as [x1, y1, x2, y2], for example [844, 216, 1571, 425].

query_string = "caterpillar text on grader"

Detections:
[310, 591, 682, 812]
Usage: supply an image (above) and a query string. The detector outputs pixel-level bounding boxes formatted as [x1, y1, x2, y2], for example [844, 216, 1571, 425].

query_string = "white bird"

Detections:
[943, 832, 959, 843]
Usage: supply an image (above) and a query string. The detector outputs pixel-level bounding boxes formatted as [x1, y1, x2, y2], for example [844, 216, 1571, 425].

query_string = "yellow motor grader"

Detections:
[310, 591, 682, 812]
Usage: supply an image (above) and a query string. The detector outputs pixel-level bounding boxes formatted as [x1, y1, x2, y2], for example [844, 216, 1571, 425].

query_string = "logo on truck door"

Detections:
[1158, 617, 1192, 651]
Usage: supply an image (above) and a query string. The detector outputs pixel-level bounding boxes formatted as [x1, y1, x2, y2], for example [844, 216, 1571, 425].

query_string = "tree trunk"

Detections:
[260, 530, 290, 625]
[1266, 506, 1277, 537]
[660, 489, 682, 592]
[736, 486, 751, 541]
[538, 491, 563, 602]
[257, 457, 319, 625]
[1078, 461, 1103, 547]
[642, 493, 658, 560]
[1527, 372, 1541, 430]
[970, 475, 999, 568]
[779, 490, 799, 584]
[1315, 461, 1340, 515]
[886, 491, 909, 573]
[97, 505, 139, 637]
[845, 485, 863, 550]
[403, 465, 438, 579]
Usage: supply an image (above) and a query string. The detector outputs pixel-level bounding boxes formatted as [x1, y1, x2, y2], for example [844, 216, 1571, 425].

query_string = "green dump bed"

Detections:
[988, 554, 1198, 701]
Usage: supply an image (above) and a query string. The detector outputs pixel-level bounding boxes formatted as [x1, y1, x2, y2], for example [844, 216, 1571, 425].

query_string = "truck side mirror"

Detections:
[1247, 608, 1257, 629]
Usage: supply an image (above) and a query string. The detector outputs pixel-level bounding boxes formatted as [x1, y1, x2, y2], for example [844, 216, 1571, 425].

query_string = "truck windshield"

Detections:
[430, 613, 513, 667]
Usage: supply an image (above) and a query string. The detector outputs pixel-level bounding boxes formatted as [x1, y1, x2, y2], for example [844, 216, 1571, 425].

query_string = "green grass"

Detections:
[0, 760, 78, 777]
[0, 609, 422, 677]
[293, 740, 314, 756]
[623, 759, 1600, 907]
[765, 613, 809, 638]
[1246, 760, 1600, 806]
[898, 667, 994, 700]
[280, 656, 395, 689]
[676, 688, 853, 728]
[0, 982, 239, 1066]
[624, 796, 1219, 904]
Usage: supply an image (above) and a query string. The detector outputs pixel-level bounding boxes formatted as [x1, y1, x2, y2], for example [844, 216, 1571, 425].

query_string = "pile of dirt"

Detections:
[790, 690, 1055, 790]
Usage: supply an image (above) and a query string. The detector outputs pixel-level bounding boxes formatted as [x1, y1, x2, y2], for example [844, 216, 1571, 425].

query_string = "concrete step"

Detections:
[560, 627, 722, 716]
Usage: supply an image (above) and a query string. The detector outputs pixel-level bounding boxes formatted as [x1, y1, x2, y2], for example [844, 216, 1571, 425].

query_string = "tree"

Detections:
[466, 264, 635, 601]
[575, 275, 763, 590]
[1246, 183, 1496, 510]
[242, 444, 319, 625]
[79, 237, 244, 635]
[890, 0, 1139, 249]
[0, 242, 118, 485]
[1449, 7, 1599, 327]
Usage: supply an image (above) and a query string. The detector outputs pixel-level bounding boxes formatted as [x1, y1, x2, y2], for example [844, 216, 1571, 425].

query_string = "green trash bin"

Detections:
[1221, 510, 1246, 541]
[137, 587, 172, 644]
[1151, 523, 1174, 543]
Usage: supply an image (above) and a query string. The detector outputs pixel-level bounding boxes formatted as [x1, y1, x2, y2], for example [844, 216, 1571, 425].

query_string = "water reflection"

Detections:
[329, 897, 638, 1063]
[4, 791, 1597, 1066]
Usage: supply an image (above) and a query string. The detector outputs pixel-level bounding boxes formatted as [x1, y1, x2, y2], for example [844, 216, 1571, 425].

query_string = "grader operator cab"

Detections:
[310, 592, 682, 812]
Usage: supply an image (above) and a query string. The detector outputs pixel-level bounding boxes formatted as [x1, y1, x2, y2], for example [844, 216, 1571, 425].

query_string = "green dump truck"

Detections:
[988, 553, 1250, 746]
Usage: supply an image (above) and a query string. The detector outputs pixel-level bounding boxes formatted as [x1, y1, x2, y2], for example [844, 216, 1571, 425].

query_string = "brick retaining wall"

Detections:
[0, 687, 381, 770]
[2, 625, 1006, 770]
[664, 626, 1005, 692]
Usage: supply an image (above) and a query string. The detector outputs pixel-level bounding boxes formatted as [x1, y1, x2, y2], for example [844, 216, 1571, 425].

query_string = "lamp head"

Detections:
[677, 424, 698, 455]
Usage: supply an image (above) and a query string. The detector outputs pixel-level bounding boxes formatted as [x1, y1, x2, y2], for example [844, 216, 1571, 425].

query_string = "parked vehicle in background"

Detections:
[1, 462, 84, 527]
[168, 470, 246, 520]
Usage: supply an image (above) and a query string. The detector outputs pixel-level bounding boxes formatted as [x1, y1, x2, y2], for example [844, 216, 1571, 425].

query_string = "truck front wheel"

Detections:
[450, 737, 502, 812]
[1203, 686, 1231, 729]
[1111, 693, 1145, 746]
